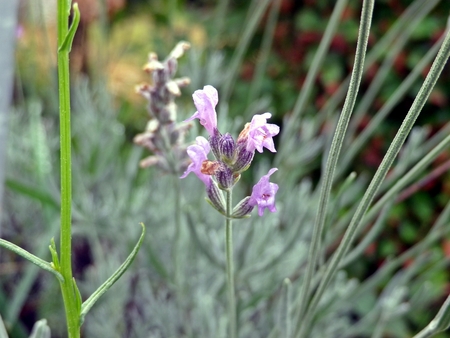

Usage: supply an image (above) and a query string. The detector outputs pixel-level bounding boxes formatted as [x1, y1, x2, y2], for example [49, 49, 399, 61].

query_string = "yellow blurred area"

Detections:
[15, 2, 208, 112]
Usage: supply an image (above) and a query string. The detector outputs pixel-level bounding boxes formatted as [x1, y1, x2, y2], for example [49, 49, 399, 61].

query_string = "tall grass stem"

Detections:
[294, 1, 374, 336]
[302, 17, 450, 338]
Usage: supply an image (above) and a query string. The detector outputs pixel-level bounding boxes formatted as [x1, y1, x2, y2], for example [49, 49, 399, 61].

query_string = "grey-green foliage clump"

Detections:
[3, 0, 450, 337]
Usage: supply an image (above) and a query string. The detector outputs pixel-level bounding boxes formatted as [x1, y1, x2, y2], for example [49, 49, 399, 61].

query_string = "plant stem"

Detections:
[294, 0, 374, 335]
[57, 1, 79, 337]
[225, 190, 237, 338]
[301, 18, 450, 338]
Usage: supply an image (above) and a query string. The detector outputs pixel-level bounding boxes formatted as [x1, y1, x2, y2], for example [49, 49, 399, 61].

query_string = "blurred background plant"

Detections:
[3, 0, 450, 337]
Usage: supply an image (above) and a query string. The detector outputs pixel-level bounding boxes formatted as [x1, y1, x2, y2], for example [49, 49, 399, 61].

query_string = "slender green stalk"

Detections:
[344, 0, 438, 145]
[338, 29, 443, 178]
[317, 0, 427, 119]
[414, 296, 450, 338]
[225, 190, 237, 338]
[300, 21, 450, 338]
[57, 1, 80, 337]
[294, 1, 374, 335]
[344, 127, 450, 253]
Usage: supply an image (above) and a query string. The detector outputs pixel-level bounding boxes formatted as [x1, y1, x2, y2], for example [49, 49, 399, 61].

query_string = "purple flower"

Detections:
[185, 85, 218, 136]
[180, 136, 211, 187]
[249, 168, 279, 216]
[246, 113, 280, 153]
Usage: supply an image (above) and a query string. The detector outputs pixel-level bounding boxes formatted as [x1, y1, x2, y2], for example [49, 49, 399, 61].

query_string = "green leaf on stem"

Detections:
[58, 3, 80, 53]
[5, 178, 59, 211]
[414, 295, 450, 338]
[73, 278, 82, 315]
[79, 223, 146, 324]
[0, 238, 64, 283]
[29, 319, 51, 338]
[0, 314, 8, 338]
[49, 238, 60, 271]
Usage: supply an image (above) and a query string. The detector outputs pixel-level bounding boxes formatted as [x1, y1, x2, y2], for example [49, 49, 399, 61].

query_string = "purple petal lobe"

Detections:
[180, 136, 211, 187]
[249, 168, 279, 216]
[184, 85, 218, 135]
[246, 113, 280, 153]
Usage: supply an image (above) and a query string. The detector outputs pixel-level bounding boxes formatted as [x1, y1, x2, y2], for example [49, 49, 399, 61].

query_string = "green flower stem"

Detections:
[80, 224, 146, 323]
[299, 19, 450, 338]
[294, 0, 374, 335]
[340, 127, 450, 263]
[317, 0, 426, 119]
[57, 1, 80, 337]
[344, 0, 438, 146]
[225, 190, 237, 338]
[338, 25, 443, 178]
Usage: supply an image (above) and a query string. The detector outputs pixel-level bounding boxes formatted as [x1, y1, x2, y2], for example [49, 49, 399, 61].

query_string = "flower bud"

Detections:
[232, 144, 254, 173]
[166, 58, 178, 78]
[209, 128, 222, 160]
[231, 196, 254, 218]
[218, 133, 236, 164]
[205, 179, 226, 214]
[216, 166, 234, 190]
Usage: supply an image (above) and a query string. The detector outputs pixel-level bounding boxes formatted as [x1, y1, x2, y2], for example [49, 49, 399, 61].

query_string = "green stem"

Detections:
[225, 190, 237, 338]
[57, 1, 80, 337]
[294, 1, 374, 335]
[301, 18, 450, 338]
[413, 295, 450, 338]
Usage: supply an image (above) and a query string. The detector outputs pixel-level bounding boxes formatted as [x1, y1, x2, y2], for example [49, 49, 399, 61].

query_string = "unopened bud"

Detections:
[231, 196, 254, 218]
[205, 179, 226, 214]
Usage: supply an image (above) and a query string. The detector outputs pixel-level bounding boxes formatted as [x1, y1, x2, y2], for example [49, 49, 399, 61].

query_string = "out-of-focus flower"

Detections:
[248, 168, 279, 216]
[185, 85, 218, 136]
[134, 41, 192, 175]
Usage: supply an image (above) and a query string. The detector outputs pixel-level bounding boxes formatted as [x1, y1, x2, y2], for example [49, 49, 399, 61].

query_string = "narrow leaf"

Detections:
[80, 223, 146, 323]
[0, 314, 8, 338]
[0, 238, 64, 282]
[5, 178, 59, 211]
[414, 295, 450, 338]
[28, 319, 51, 338]
[49, 238, 60, 270]
[73, 278, 82, 315]
[58, 3, 80, 52]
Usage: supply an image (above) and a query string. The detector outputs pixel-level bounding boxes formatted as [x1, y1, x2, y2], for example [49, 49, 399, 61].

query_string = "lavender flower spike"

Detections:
[246, 113, 280, 153]
[180, 136, 211, 187]
[185, 85, 218, 135]
[249, 168, 279, 216]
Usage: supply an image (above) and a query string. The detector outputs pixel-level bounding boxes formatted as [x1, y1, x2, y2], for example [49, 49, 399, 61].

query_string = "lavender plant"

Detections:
[180, 85, 280, 337]
[134, 41, 191, 174]
[5, 0, 450, 337]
